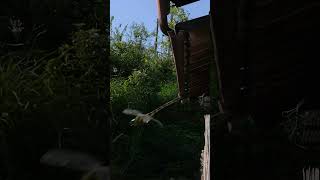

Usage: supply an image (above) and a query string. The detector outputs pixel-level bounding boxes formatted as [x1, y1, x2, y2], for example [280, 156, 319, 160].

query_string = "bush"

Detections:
[110, 19, 204, 180]
[0, 28, 108, 180]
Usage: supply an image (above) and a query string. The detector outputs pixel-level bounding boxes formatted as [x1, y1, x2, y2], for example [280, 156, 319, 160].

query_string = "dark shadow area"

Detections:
[0, 0, 110, 179]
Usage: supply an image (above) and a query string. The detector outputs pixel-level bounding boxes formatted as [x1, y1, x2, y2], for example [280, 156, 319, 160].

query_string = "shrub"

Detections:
[0, 28, 108, 180]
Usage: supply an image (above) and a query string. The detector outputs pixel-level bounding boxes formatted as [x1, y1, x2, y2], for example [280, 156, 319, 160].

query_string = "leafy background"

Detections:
[0, 0, 108, 179]
[0, 1, 206, 180]
[110, 6, 206, 180]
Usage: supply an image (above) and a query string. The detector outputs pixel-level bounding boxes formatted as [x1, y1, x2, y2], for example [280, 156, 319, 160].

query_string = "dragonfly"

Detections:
[122, 97, 182, 127]
[122, 109, 163, 127]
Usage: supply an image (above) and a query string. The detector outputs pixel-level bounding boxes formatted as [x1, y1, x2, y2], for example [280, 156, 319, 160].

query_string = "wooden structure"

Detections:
[157, 0, 320, 180]
[169, 16, 212, 97]
[201, 115, 211, 180]
[157, 0, 212, 98]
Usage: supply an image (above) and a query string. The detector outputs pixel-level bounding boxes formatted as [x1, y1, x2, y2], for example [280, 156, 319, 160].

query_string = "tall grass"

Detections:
[0, 28, 108, 180]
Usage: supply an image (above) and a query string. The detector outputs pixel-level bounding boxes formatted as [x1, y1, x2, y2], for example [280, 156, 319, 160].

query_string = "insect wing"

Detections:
[122, 109, 142, 116]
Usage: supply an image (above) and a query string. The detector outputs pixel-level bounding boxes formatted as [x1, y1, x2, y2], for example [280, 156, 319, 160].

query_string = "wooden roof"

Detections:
[169, 16, 212, 98]
[171, 0, 199, 7]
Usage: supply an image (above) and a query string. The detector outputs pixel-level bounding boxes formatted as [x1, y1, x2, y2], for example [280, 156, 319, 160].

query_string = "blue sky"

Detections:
[110, 0, 210, 34]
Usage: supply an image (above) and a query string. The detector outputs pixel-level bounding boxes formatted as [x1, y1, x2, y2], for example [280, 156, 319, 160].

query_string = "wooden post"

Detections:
[201, 114, 210, 180]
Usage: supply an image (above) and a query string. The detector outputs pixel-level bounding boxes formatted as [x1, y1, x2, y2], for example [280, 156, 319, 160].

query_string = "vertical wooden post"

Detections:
[202, 114, 211, 180]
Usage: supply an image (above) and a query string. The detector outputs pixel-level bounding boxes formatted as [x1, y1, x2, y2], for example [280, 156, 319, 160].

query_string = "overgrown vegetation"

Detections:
[0, 2, 204, 179]
[0, 1, 108, 179]
[110, 7, 204, 180]
[0, 28, 108, 180]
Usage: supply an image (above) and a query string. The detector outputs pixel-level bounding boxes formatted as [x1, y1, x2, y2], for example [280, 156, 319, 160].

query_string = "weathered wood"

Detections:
[169, 16, 212, 98]
[201, 114, 210, 180]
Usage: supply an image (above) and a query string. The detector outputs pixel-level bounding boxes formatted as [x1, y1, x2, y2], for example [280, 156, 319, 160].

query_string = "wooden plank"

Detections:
[201, 114, 210, 180]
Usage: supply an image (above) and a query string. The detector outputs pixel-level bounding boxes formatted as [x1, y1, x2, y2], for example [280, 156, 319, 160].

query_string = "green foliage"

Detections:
[0, 50, 51, 128]
[168, 6, 189, 29]
[0, 28, 108, 179]
[158, 82, 178, 102]
[0, 0, 107, 51]
[0, 0, 109, 179]
[110, 12, 205, 180]
[110, 41, 145, 78]
[128, 23, 150, 47]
